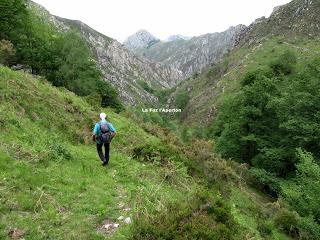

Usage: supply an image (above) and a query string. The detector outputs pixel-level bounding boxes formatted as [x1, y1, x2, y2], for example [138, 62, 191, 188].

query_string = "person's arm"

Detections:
[108, 123, 117, 137]
[92, 123, 98, 142]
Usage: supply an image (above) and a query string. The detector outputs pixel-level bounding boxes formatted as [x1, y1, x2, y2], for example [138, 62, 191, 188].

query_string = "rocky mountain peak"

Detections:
[123, 30, 159, 51]
[166, 35, 192, 42]
[235, 0, 320, 47]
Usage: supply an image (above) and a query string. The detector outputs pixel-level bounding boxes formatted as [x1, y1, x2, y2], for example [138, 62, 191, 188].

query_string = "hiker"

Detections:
[92, 113, 116, 166]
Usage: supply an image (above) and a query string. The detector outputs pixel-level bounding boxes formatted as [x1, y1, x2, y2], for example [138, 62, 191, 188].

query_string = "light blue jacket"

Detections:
[93, 120, 116, 144]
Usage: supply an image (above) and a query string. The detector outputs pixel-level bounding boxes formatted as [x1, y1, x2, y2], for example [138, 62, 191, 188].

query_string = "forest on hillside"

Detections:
[0, 0, 123, 111]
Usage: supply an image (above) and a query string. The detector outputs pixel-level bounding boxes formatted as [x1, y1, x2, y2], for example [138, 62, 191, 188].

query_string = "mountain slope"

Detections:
[168, 0, 320, 125]
[123, 29, 159, 50]
[235, 0, 320, 47]
[124, 26, 246, 77]
[30, 1, 183, 106]
[0, 67, 293, 239]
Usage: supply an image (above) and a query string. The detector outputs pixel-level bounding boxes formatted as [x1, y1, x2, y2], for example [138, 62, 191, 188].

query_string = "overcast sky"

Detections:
[32, 0, 291, 42]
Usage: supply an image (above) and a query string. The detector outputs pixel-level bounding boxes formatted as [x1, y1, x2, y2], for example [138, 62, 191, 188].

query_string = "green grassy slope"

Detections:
[0, 67, 291, 239]
[169, 0, 320, 125]
[170, 36, 320, 125]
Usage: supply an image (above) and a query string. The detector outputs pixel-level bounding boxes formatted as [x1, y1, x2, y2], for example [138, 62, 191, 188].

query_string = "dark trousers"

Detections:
[96, 142, 110, 164]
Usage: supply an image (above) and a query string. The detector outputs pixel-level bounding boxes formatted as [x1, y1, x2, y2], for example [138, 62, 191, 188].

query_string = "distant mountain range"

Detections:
[30, 2, 183, 106]
[124, 26, 246, 77]
[167, 0, 320, 125]
[166, 35, 192, 42]
[29, 0, 320, 112]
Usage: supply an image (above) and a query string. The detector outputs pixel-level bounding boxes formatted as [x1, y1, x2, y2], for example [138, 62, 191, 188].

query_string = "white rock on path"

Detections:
[103, 223, 119, 230]
[117, 216, 125, 221]
[124, 217, 132, 224]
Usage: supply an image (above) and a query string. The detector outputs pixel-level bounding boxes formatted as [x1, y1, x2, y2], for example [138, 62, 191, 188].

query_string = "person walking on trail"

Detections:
[92, 113, 116, 166]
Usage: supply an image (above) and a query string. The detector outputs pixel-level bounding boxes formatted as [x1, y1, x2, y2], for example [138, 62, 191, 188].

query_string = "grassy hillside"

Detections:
[169, 35, 320, 125]
[168, 0, 320, 125]
[0, 67, 295, 239]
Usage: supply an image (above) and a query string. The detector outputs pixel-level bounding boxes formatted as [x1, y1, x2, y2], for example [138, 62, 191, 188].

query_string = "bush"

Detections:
[2, 3, 123, 111]
[213, 55, 320, 179]
[269, 50, 296, 75]
[46, 139, 73, 161]
[138, 80, 155, 94]
[281, 149, 320, 223]
[274, 208, 299, 237]
[175, 90, 189, 110]
[298, 216, 320, 240]
[132, 190, 239, 240]
[248, 168, 281, 197]
[132, 142, 181, 166]
[257, 219, 273, 237]
[0, 39, 16, 66]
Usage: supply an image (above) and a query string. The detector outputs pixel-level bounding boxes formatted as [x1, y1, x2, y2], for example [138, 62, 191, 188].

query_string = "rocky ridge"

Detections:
[123, 30, 159, 51]
[166, 35, 192, 42]
[124, 25, 246, 77]
[168, 0, 320, 125]
[29, 2, 183, 106]
[235, 0, 320, 47]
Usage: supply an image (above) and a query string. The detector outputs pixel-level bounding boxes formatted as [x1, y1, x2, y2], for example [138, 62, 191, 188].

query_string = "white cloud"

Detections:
[32, 0, 291, 42]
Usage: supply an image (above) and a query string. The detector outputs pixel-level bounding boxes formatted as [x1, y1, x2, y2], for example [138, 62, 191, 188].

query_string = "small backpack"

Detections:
[98, 122, 112, 143]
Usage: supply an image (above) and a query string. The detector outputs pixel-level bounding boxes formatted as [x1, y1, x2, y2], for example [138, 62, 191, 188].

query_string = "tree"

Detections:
[212, 53, 320, 178]
[175, 90, 189, 110]
[0, 0, 29, 40]
[270, 50, 297, 76]
[281, 149, 320, 223]
[0, 39, 16, 66]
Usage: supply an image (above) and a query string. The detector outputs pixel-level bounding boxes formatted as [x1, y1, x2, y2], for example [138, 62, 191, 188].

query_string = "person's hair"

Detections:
[100, 112, 107, 120]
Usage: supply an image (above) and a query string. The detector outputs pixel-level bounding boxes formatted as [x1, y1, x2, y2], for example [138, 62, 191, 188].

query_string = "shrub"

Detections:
[132, 190, 239, 240]
[257, 219, 273, 237]
[175, 90, 189, 110]
[0, 39, 16, 66]
[248, 168, 281, 197]
[298, 216, 320, 240]
[274, 208, 299, 237]
[138, 80, 155, 94]
[281, 149, 320, 223]
[46, 139, 73, 161]
[269, 50, 296, 75]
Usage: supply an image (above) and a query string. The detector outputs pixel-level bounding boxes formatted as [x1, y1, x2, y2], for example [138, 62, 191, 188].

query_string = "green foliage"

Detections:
[257, 220, 273, 237]
[0, 39, 16, 66]
[0, 66, 299, 239]
[46, 139, 73, 161]
[274, 208, 299, 237]
[155, 88, 176, 105]
[175, 90, 189, 110]
[181, 125, 193, 143]
[0, 0, 29, 40]
[137, 79, 155, 94]
[212, 70, 282, 169]
[298, 216, 320, 240]
[206, 60, 229, 80]
[52, 31, 101, 94]
[212, 53, 320, 177]
[97, 80, 124, 112]
[281, 149, 320, 224]
[248, 168, 281, 197]
[132, 191, 239, 240]
[212, 52, 320, 237]
[271, 58, 320, 160]
[270, 50, 297, 75]
[1, 2, 123, 111]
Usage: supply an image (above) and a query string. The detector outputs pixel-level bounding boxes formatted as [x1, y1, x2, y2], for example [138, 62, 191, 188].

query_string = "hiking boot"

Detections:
[102, 161, 108, 166]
